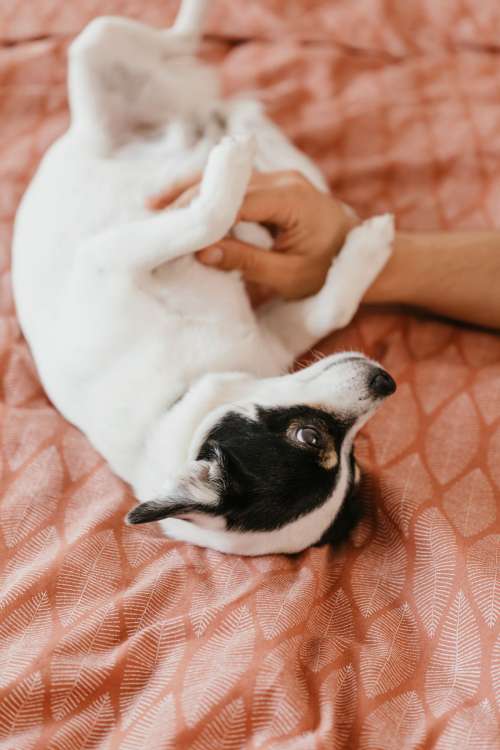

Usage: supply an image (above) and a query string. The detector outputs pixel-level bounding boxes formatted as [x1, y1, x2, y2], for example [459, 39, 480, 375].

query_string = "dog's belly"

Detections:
[13, 120, 293, 482]
[13, 132, 209, 321]
[47, 315, 280, 481]
[31, 250, 284, 476]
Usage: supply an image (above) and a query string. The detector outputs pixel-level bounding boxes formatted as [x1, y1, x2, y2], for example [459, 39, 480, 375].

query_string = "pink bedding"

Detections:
[0, 2, 499, 748]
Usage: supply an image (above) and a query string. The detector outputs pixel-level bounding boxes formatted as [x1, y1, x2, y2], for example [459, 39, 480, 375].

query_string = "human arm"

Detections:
[150, 172, 500, 330]
[364, 230, 500, 330]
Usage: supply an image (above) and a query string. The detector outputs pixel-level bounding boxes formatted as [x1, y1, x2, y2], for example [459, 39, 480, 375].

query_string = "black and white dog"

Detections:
[12, 0, 396, 555]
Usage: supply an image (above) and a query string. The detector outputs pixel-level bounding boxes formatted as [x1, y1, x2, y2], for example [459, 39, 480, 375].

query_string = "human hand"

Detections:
[149, 170, 357, 301]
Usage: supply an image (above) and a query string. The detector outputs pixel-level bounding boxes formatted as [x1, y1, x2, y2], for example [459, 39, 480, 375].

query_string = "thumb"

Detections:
[196, 238, 303, 296]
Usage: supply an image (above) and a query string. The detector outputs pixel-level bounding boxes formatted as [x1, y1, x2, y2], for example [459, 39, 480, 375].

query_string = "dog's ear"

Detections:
[126, 458, 223, 525]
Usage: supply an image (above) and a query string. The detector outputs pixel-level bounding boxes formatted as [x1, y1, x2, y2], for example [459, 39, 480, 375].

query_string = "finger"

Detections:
[236, 170, 306, 226]
[245, 282, 275, 308]
[196, 238, 306, 296]
[147, 173, 202, 210]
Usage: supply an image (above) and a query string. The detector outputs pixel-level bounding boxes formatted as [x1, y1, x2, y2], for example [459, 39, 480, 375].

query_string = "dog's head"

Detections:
[126, 352, 396, 555]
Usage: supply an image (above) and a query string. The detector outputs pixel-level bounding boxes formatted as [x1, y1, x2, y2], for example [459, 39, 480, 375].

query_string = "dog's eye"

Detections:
[296, 426, 322, 448]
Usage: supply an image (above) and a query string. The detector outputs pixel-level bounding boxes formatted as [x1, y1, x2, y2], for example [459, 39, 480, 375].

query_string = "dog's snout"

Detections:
[369, 368, 396, 398]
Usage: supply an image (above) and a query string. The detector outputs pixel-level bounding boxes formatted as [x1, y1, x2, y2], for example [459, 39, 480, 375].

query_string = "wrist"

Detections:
[363, 230, 409, 305]
[331, 201, 360, 254]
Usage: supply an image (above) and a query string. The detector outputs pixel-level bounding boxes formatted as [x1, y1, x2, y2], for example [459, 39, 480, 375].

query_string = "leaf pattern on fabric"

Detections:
[0, 526, 58, 609]
[359, 692, 426, 750]
[189, 553, 252, 637]
[47, 693, 114, 750]
[488, 423, 500, 492]
[443, 469, 496, 537]
[121, 525, 167, 569]
[407, 319, 452, 359]
[299, 588, 354, 672]
[55, 530, 121, 626]
[0, 318, 17, 362]
[426, 394, 480, 484]
[50, 604, 119, 720]
[0, 446, 62, 548]
[317, 665, 357, 749]
[256, 567, 315, 640]
[472, 363, 500, 425]
[414, 346, 469, 415]
[0, 6, 500, 748]
[351, 512, 407, 617]
[461, 329, 500, 367]
[492, 634, 500, 709]
[426, 590, 481, 716]
[364, 383, 419, 466]
[252, 638, 308, 748]
[360, 604, 420, 698]
[189, 698, 246, 750]
[270, 734, 319, 750]
[61, 425, 100, 482]
[119, 694, 176, 750]
[120, 616, 185, 727]
[250, 554, 291, 574]
[381, 452, 433, 536]
[182, 606, 255, 728]
[0, 672, 44, 744]
[434, 699, 499, 750]
[3, 407, 60, 472]
[467, 535, 500, 628]
[308, 547, 347, 598]
[3, 346, 42, 406]
[413, 508, 457, 637]
[123, 550, 187, 635]
[64, 465, 125, 543]
[0, 591, 51, 689]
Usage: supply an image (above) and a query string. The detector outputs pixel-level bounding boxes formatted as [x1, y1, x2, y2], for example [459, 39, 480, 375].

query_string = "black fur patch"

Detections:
[197, 405, 355, 533]
[127, 499, 206, 525]
[314, 451, 360, 546]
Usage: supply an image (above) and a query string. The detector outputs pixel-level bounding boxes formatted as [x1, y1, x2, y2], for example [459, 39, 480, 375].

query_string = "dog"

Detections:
[12, 0, 396, 555]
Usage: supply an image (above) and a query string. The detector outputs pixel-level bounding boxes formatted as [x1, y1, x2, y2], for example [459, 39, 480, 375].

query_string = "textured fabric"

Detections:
[1, 2, 499, 748]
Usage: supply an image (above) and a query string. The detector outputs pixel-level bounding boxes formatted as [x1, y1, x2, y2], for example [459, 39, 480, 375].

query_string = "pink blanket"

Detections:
[0, 2, 499, 748]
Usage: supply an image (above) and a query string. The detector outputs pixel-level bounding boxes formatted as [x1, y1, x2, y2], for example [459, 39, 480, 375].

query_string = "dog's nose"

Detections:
[369, 368, 396, 398]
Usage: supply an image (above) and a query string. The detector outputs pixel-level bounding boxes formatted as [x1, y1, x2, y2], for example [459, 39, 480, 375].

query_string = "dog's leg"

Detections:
[81, 136, 254, 272]
[172, 0, 210, 38]
[227, 99, 329, 192]
[258, 215, 395, 358]
[68, 18, 169, 148]
[67, 1, 210, 150]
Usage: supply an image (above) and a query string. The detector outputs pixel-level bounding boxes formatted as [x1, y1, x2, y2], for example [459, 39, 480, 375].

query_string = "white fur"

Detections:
[12, 1, 394, 555]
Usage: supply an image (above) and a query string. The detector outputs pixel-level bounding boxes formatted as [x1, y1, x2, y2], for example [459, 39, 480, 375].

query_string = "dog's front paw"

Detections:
[201, 135, 255, 204]
[198, 136, 255, 233]
[346, 213, 395, 268]
[212, 134, 255, 172]
[361, 213, 394, 243]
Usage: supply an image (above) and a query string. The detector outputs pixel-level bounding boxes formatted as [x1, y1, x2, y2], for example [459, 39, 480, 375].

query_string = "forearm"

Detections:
[364, 230, 500, 329]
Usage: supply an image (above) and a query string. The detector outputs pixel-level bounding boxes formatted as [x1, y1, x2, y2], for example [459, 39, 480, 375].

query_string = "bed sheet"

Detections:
[0, 2, 499, 748]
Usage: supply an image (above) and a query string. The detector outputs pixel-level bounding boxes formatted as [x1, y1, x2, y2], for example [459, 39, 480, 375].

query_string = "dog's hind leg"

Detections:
[258, 215, 395, 359]
[227, 99, 329, 193]
[80, 136, 254, 273]
[172, 0, 210, 38]
[67, 1, 211, 151]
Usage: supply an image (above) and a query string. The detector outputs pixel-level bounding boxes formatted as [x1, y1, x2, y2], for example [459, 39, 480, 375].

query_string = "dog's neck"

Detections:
[130, 371, 258, 499]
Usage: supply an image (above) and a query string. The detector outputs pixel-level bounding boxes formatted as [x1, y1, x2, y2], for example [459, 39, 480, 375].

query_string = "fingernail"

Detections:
[199, 247, 223, 264]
